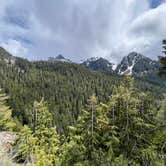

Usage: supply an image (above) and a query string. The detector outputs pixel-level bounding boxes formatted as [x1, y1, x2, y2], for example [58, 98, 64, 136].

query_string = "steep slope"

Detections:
[81, 57, 115, 73]
[0, 47, 16, 65]
[116, 52, 159, 75]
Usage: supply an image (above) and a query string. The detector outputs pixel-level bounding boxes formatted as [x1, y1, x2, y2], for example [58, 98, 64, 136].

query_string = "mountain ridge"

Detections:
[81, 52, 159, 76]
[0, 47, 160, 76]
[116, 52, 159, 76]
[48, 54, 71, 63]
[0, 46, 165, 131]
[81, 57, 115, 73]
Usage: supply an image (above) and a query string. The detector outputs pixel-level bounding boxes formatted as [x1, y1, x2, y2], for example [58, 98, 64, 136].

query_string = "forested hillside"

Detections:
[0, 48, 166, 132]
[0, 47, 166, 132]
[0, 77, 165, 165]
[0, 48, 166, 165]
[0, 48, 120, 132]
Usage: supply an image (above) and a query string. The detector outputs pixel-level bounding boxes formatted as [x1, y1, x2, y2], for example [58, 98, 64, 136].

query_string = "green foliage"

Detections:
[159, 39, 166, 75]
[112, 155, 128, 166]
[0, 51, 165, 165]
[60, 95, 118, 165]
[0, 90, 17, 131]
[9, 77, 166, 165]
[13, 100, 61, 165]
[108, 77, 165, 165]
[0, 53, 164, 133]
[0, 57, 120, 132]
[59, 77, 165, 165]
[13, 125, 37, 162]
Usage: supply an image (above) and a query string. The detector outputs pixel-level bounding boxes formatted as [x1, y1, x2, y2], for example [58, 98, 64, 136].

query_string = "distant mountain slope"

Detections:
[116, 52, 159, 75]
[48, 54, 71, 62]
[81, 52, 159, 76]
[0, 47, 16, 65]
[81, 57, 115, 73]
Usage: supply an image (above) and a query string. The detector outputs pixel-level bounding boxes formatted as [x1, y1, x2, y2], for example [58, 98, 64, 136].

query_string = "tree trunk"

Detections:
[126, 91, 129, 142]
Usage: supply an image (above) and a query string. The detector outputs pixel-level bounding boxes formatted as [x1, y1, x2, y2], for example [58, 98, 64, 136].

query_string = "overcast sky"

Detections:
[0, 0, 166, 64]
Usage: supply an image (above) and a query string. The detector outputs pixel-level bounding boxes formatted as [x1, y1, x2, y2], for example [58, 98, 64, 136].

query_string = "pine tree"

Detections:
[0, 90, 16, 131]
[159, 39, 166, 75]
[107, 76, 162, 165]
[61, 95, 118, 165]
[162, 39, 166, 55]
[155, 94, 166, 164]
[14, 99, 61, 165]
[13, 125, 37, 163]
[33, 99, 60, 165]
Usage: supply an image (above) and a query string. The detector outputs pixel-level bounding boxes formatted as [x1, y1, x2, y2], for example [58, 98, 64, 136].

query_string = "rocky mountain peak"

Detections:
[116, 52, 159, 75]
[81, 57, 114, 73]
[48, 54, 71, 62]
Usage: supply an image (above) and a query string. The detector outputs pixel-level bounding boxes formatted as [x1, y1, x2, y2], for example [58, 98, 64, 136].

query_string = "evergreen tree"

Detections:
[33, 99, 60, 165]
[155, 94, 166, 164]
[13, 125, 37, 163]
[14, 99, 61, 165]
[107, 76, 164, 165]
[162, 39, 166, 55]
[159, 39, 166, 75]
[0, 90, 16, 131]
[12, 79, 166, 165]
[61, 95, 118, 165]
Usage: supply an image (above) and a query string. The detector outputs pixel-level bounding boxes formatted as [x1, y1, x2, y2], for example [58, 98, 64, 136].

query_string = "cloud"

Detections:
[0, 0, 166, 63]
[128, 3, 166, 58]
[0, 39, 28, 57]
[30, 0, 150, 62]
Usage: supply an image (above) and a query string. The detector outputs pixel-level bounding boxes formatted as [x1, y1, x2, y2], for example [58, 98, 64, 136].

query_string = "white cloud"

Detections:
[1, 39, 28, 57]
[127, 3, 166, 58]
[0, 0, 166, 63]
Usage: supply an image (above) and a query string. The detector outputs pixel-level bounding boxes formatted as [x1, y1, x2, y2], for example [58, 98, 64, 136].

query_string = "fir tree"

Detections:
[0, 90, 16, 131]
[61, 95, 118, 165]
[14, 99, 61, 165]
[107, 76, 164, 165]
[159, 39, 166, 75]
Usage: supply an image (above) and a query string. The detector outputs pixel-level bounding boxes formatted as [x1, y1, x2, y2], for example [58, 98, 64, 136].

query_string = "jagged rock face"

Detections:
[81, 57, 115, 73]
[116, 52, 159, 75]
[80, 52, 159, 75]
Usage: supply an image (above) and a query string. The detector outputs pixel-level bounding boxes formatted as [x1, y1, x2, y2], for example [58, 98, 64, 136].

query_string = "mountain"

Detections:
[81, 57, 115, 73]
[116, 52, 159, 75]
[0, 47, 120, 131]
[48, 54, 71, 63]
[0, 47, 161, 78]
[0, 47, 16, 65]
[81, 52, 159, 76]
[0, 47, 165, 131]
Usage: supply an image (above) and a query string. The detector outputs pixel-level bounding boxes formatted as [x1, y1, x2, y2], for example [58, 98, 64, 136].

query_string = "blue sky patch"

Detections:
[150, 0, 164, 8]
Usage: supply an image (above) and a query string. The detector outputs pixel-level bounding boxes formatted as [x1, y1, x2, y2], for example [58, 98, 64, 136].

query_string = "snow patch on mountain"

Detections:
[112, 64, 117, 71]
[119, 53, 137, 75]
[80, 57, 100, 66]
[116, 52, 159, 76]
[81, 57, 114, 73]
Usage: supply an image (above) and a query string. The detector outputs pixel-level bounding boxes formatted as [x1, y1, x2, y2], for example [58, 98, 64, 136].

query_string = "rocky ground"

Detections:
[0, 132, 20, 166]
